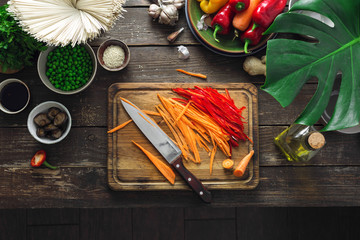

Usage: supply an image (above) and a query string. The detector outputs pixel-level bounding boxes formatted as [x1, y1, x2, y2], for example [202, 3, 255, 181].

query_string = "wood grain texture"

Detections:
[1, 0, 360, 208]
[132, 208, 184, 240]
[0, 209, 26, 240]
[107, 83, 259, 191]
[80, 208, 132, 240]
[27, 225, 79, 240]
[185, 219, 236, 240]
[184, 207, 236, 219]
[2, 166, 360, 208]
[237, 208, 289, 240]
[27, 208, 79, 225]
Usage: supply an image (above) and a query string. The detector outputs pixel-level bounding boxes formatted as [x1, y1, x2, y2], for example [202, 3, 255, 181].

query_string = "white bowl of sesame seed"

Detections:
[97, 39, 130, 71]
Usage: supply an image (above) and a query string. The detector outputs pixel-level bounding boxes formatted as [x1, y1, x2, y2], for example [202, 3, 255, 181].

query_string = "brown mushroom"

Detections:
[43, 123, 58, 132]
[51, 129, 63, 139]
[33, 113, 51, 127]
[36, 128, 46, 138]
[47, 107, 61, 120]
[53, 112, 68, 126]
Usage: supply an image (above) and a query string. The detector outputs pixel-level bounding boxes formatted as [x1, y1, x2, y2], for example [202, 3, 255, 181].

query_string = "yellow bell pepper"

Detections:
[197, 0, 229, 14]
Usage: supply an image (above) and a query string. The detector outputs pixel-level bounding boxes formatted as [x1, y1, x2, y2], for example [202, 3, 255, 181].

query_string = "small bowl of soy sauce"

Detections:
[0, 78, 30, 114]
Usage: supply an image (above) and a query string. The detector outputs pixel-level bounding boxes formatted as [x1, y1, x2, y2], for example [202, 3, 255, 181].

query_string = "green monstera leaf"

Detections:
[261, 0, 360, 131]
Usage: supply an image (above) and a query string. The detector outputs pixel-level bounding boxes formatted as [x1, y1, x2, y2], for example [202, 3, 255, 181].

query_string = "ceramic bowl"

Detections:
[0, 78, 30, 114]
[27, 101, 72, 144]
[97, 39, 130, 71]
[185, 0, 275, 57]
[37, 43, 97, 95]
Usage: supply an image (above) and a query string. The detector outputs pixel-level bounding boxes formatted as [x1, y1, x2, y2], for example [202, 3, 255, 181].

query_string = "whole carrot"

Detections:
[232, 0, 262, 31]
[233, 150, 254, 177]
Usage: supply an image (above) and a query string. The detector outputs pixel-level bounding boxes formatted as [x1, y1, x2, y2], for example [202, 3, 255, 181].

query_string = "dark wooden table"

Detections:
[1, 0, 360, 208]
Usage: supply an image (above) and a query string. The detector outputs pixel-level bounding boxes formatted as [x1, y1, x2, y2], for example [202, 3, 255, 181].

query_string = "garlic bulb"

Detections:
[148, 0, 184, 25]
[159, 4, 178, 26]
[148, 4, 161, 19]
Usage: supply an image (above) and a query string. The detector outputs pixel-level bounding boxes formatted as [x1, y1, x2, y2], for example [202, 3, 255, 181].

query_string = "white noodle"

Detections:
[7, 0, 126, 47]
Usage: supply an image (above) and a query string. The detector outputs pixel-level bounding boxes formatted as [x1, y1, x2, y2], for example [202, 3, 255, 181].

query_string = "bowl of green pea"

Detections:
[37, 43, 97, 95]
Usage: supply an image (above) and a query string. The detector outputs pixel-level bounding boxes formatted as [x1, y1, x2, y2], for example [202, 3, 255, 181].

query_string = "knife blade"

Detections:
[121, 98, 212, 203]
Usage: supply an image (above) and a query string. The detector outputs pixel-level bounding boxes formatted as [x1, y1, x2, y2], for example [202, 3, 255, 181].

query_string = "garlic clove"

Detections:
[148, 4, 161, 19]
[167, 27, 184, 42]
[173, 0, 185, 9]
[177, 45, 190, 59]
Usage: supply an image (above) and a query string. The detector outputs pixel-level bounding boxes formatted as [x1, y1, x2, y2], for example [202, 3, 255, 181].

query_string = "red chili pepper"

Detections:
[30, 150, 57, 170]
[252, 0, 287, 28]
[229, 0, 250, 14]
[211, 3, 235, 42]
[241, 22, 267, 54]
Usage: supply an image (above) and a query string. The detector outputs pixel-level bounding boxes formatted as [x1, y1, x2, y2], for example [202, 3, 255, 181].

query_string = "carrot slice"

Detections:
[132, 141, 176, 185]
[222, 159, 234, 170]
[107, 119, 132, 133]
[233, 150, 254, 177]
[176, 69, 207, 79]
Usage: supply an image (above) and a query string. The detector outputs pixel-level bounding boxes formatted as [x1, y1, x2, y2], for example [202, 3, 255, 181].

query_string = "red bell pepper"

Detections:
[30, 150, 57, 170]
[229, 0, 250, 13]
[241, 22, 267, 53]
[252, 0, 287, 28]
[211, 3, 235, 42]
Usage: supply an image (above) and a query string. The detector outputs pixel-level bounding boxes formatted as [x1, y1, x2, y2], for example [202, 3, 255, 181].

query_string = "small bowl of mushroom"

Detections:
[27, 101, 72, 144]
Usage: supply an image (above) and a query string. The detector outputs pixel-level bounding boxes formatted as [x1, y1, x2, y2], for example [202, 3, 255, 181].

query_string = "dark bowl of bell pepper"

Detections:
[185, 0, 280, 57]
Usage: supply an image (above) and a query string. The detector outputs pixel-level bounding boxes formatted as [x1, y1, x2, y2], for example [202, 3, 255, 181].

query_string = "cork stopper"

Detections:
[307, 132, 325, 149]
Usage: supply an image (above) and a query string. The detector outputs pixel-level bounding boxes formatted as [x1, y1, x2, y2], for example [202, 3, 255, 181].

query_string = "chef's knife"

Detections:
[121, 98, 212, 203]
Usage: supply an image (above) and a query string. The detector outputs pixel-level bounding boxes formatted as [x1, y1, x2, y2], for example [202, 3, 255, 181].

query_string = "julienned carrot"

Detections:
[233, 150, 254, 177]
[176, 69, 207, 79]
[222, 159, 234, 169]
[142, 110, 161, 116]
[209, 145, 217, 175]
[157, 94, 231, 166]
[132, 141, 176, 185]
[107, 119, 132, 133]
[232, 0, 262, 31]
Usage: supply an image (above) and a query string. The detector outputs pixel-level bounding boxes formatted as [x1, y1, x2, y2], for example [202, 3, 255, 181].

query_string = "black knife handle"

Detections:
[172, 157, 212, 203]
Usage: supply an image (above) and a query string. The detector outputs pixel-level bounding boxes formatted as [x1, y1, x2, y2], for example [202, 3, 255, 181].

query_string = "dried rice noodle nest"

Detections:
[7, 0, 126, 47]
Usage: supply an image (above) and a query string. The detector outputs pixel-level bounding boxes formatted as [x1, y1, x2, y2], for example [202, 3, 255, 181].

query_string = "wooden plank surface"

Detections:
[132, 208, 184, 240]
[107, 83, 259, 190]
[1, 0, 360, 208]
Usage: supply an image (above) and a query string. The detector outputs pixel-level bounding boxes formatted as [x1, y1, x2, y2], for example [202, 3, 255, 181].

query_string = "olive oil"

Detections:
[274, 124, 325, 162]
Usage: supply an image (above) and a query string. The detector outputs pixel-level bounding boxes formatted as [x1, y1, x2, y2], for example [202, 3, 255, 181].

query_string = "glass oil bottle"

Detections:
[274, 124, 326, 162]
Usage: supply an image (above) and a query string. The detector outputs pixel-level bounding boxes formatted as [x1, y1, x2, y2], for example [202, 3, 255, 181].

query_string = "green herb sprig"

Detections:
[0, 4, 46, 72]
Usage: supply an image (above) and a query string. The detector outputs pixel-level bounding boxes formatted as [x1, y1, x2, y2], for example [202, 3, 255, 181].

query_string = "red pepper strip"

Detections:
[172, 87, 250, 143]
[229, 0, 250, 13]
[241, 22, 267, 54]
[30, 150, 57, 170]
[252, 0, 287, 29]
[211, 3, 235, 42]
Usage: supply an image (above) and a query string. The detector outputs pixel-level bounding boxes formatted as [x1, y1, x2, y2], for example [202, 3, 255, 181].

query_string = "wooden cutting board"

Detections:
[108, 83, 259, 191]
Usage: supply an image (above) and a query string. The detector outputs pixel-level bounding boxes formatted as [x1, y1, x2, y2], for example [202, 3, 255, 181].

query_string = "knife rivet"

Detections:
[199, 191, 203, 195]
[188, 178, 191, 182]
[176, 164, 180, 168]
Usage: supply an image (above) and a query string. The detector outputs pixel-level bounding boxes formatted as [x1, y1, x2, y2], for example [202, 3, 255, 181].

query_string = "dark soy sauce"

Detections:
[0, 82, 29, 112]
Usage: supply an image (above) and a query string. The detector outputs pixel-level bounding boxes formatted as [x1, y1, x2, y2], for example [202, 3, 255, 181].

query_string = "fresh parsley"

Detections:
[0, 4, 47, 72]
